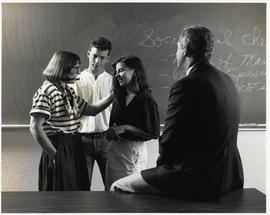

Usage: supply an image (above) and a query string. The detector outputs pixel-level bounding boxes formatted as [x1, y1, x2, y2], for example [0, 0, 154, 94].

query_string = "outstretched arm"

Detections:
[83, 93, 114, 116]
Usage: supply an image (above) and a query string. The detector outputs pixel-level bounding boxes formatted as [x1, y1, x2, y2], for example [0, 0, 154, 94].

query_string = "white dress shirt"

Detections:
[72, 69, 113, 133]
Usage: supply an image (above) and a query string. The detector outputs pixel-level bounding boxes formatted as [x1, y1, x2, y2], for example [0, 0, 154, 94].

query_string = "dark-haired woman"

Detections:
[105, 55, 160, 190]
[30, 50, 114, 191]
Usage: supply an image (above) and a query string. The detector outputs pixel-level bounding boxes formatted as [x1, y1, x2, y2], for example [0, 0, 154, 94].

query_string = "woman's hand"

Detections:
[106, 124, 127, 141]
[83, 92, 115, 116]
[30, 114, 57, 159]
[112, 124, 126, 134]
[109, 79, 114, 95]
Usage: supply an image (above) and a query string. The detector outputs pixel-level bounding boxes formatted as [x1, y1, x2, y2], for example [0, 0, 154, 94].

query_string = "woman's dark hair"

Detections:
[43, 50, 81, 82]
[112, 55, 151, 99]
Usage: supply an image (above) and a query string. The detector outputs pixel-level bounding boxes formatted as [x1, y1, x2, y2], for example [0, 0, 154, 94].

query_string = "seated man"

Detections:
[110, 25, 244, 201]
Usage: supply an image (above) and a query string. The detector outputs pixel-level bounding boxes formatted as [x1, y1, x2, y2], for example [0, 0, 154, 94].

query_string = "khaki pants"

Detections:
[110, 172, 165, 196]
[105, 140, 147, 190]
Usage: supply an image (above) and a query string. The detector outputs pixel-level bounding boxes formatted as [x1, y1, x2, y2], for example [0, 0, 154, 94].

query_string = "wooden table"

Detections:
[1, 188, 266, 213]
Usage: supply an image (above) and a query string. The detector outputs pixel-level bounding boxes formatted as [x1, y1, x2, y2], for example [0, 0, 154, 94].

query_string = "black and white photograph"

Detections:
[1, 1, 267, 213]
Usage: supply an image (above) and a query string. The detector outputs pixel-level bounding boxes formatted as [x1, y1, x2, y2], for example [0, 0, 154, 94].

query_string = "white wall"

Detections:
[1, 128, 266, 193]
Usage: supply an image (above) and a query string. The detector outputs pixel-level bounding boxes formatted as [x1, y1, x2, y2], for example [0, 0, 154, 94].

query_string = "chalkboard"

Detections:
[2, 3, 266, 125]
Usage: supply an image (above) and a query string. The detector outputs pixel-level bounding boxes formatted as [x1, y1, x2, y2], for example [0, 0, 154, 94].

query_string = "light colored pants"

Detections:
[105, 140, 147, 191]
[110, 172, 165, 196]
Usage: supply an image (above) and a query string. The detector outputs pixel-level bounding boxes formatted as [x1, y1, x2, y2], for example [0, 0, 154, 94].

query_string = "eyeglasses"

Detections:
[72, 65, 84, 74]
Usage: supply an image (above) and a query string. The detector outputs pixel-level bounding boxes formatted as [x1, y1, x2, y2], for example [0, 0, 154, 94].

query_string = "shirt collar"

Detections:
[186, 59, 207, 76]
[186, 64, 196, 76]
[83, 69, 106, 80]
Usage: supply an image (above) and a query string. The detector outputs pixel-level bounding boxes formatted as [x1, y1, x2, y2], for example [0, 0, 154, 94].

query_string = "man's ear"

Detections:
[87, 50, 90, 58]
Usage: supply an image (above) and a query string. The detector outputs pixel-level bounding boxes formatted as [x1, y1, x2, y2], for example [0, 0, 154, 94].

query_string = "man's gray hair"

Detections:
[179, 25, 214, 61]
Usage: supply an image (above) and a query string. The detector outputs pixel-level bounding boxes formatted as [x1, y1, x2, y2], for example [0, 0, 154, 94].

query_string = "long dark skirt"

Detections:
[38, 133, 90, 191]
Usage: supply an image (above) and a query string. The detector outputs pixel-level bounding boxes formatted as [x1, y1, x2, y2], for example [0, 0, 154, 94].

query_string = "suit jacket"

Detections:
[141, 61, 244, 201]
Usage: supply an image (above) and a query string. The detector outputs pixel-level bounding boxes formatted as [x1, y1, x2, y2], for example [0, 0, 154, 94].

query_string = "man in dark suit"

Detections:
[110, 25, 244, 201]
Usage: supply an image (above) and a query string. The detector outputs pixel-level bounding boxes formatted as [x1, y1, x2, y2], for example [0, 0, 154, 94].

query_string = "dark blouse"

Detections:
[109, 91, 160, 141]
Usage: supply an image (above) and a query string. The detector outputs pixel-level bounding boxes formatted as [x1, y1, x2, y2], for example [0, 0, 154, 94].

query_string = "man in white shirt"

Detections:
[73, 37, 113, 190]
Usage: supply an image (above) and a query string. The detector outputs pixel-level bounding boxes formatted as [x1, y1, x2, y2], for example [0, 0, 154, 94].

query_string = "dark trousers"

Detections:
[39, 133, 90, 191]
[80, 133, 109, 190]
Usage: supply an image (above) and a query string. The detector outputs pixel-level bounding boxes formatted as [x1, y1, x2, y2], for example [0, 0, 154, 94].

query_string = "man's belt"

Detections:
[81, 132, 106, 138]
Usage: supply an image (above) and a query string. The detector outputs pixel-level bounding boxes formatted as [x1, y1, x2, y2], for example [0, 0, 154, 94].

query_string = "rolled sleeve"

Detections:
[30, 92, 51, 119]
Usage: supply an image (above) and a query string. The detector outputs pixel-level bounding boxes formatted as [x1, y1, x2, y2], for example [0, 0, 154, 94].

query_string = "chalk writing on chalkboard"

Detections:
[215, 27, 266, 93]
[137, 26, 266, 94]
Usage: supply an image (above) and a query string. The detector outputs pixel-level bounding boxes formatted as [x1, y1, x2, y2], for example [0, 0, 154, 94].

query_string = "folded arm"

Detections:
[107, 124, 158, 141]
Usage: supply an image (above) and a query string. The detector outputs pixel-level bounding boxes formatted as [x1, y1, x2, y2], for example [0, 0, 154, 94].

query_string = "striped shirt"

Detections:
[30, 81, 87, 136]
[72, 70, 112, 133]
